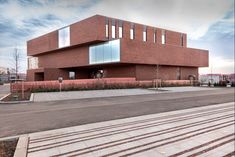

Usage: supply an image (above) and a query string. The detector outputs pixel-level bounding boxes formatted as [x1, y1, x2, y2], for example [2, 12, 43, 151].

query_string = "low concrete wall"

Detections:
[11, 78, 192, 92]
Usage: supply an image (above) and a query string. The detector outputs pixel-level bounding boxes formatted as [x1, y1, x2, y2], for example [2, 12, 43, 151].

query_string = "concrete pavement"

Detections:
[33, 87, 219, 102]
[15, 102, 234, 157]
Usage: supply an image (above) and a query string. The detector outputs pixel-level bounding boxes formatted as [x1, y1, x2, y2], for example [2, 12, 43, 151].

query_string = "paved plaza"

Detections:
[32, 87, 219, 102]
[15, 102, 235, 157]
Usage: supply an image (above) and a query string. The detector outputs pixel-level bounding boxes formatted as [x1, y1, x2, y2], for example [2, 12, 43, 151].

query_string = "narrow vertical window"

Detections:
[181, 34, 184, 46]
[105, 18, 109, 38]
[118, 21, 123, 38]
[162, 30, 166, 44]
[112, 19, 115, 39]
[153, 29, 156, 43]
[130, 24, 135, 40]
[143, 26, 147, 42]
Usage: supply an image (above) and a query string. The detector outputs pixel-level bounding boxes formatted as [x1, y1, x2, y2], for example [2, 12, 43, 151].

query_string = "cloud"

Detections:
[199, 56, 234, 74]
[0, 0, 234, 74]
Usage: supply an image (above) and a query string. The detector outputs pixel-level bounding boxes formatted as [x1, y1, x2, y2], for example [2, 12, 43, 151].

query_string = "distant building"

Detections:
[228, 73, 235, 83]
[0, 67, 26, 83]
[199, 74, 229, 84]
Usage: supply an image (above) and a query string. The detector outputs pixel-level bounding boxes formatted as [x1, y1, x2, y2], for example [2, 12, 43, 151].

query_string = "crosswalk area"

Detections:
[19, 102, 234, 157]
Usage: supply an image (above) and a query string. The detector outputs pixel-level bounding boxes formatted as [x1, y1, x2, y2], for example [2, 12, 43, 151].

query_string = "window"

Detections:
[58, 27, 70, 48]
[112, 19, 115, 39]
[176, 67, 181, 80]
[105, 18, 109, 38]
[28, 57, 38, 69]
[154, 30, 156, 43]
[130, 24, 135, 40]
[118, 21, 123, 38]
[162, 30, 166, 44]
[89, 39, 120, 64]
[143, 26, 147, 42]
[181, 34, 184, 46]
[69, 71, 75, 79]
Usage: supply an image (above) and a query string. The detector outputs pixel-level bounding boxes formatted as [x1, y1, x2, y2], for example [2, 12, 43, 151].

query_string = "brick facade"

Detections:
[27, 15, 208, 81]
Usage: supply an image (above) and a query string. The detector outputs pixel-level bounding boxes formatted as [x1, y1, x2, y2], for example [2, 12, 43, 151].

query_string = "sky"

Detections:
[0, 0, 234, 74]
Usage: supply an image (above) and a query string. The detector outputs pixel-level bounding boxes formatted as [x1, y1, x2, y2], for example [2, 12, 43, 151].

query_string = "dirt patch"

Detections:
[0, 138, 18, 157]
[2, 92, 31, 101]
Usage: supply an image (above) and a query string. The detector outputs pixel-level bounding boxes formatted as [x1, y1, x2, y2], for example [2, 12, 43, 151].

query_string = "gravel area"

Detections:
[0, 138, 18, 157]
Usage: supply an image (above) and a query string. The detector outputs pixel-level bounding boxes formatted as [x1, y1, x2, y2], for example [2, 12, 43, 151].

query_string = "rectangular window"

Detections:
[58, 26, 70, 48]
[118, 21, 123, 38]
[143, 31, 146, 42]
[143, 26, 147, 42]
[89, 39, 120, 64]
[69, 71, 75, 79]
[28, 57, 38, 69]
[162, 30, 166, 44]
[181, 34, 184, 46]
[112, 25, 116, 38]
[119, 27, 123, 38]
[105, 18, 109, 38]
[111, 19, 115, 39]
[130, 29, 134, 39]
[130, 24, 135, 40]
[154, 30, 156, 43]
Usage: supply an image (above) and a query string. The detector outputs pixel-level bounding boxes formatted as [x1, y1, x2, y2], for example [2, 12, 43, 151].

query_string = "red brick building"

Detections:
[27, 15, 208, 81]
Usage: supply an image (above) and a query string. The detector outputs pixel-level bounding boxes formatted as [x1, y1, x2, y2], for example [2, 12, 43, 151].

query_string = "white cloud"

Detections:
[0, 0, 234, 74]
[199, 55, 234, 74]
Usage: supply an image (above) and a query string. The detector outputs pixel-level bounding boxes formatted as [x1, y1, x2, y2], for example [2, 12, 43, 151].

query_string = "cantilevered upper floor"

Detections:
[27, 15, 189, 55]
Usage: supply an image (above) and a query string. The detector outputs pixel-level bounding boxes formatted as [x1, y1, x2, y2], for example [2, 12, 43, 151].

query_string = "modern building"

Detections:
[27, 15, 208, 81]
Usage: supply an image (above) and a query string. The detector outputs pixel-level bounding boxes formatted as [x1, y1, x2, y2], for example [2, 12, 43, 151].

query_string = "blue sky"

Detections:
[0, 0, 234, 74]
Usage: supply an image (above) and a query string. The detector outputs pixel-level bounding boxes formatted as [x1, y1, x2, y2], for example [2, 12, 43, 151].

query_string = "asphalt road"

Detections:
[0, 88, 234, 138]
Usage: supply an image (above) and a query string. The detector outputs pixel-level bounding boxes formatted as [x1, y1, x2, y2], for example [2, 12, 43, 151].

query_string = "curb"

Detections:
[30, 93, 34, 102]
[0, 100, 32, 104]
[0, 135, 19, 142]
[0, 93, 11, 101]
[0, 93, 33, 104]
[13, 135, 29, 157]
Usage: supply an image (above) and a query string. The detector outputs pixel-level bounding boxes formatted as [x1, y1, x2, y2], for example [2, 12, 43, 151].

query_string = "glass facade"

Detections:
[58, 27, 70, 48]
[89, 39, 120, 64]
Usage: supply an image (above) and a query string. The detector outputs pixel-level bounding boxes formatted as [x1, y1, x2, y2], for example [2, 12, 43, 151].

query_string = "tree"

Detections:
[12, 47, 21, 79]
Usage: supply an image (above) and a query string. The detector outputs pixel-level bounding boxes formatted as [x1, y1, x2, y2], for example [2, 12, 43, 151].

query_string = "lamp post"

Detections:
[58, 77, 63, 92]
